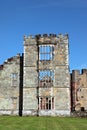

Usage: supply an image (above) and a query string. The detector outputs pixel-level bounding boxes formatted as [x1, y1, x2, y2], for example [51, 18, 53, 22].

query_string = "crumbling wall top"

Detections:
[0, 54, 20, 71]
[82, 69, 87, 74]
[24, 33, 69, 45]
[72, 70, 80, 74]
[72, 69, 87, 76]
[0, 65, 4, 70]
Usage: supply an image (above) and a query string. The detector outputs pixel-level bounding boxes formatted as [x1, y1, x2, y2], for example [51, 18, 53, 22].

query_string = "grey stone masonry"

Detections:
[0, 33, 71, 116]
[0, 54, 21, 115]
[1, 33, 87, 116]
[23, 34, 70, 116]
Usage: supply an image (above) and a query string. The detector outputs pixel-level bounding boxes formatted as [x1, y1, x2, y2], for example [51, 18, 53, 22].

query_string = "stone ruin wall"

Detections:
[0, 54, 21, 115]
[1, 34, 87, 116]
[23, 34, 70, 116]
[71, 69, 87, 112]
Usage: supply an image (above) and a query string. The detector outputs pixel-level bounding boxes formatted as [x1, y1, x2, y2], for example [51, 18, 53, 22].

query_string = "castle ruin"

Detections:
[0, 33, 87, 116]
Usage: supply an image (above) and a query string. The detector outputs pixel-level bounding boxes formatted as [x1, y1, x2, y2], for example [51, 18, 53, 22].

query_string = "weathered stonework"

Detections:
[1, 33, 85, 116]
[23, 34, 70, 116]
[0, 54, 21, 115]
[71, 69, 87, 112]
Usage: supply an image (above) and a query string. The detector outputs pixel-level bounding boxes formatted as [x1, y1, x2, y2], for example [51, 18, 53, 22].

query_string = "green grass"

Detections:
[0, 116, 87, 130]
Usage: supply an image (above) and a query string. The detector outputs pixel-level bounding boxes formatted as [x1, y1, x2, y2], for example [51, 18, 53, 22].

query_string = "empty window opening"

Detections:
[81, 107, 85, 111]
[40, 97, 54, 110]
[39, 45, 54, 61]
[11, 73, 18, 87]
[81, 96, 84, 98]
[39, 70, 54, 87]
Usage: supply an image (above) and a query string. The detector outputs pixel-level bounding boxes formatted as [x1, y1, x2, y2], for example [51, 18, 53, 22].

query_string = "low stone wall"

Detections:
[71, 111, 87, 117]
[39, 110, 70, 116]
[22, 110, 70, 116]
[0, 110, 19, 116]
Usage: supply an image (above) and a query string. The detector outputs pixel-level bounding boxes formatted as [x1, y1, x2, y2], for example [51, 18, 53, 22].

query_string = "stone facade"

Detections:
[71, 69, 87, 111]
[1, 33, 86, 116]
[0, 54, 22, 115]
[23, 34, 70, 116]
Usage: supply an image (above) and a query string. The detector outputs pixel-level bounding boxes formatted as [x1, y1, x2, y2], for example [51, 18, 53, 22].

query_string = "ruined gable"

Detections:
[0, 54, 21, 115]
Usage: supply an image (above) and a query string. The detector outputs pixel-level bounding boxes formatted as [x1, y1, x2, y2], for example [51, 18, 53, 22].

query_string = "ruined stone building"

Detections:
[71, 69, 87, 112]
[23, 34, 70, 116]
[0, 33, 87, 116]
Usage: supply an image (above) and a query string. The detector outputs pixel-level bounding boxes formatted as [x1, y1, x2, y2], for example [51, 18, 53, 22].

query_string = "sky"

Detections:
[0, 0, 87, 72]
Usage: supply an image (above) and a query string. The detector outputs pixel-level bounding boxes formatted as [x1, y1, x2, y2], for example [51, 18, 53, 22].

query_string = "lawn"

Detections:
[0, 116, 87, 130]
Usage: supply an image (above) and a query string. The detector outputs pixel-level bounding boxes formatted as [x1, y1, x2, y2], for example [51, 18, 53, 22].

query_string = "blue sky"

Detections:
[0, 0, 87, 71]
